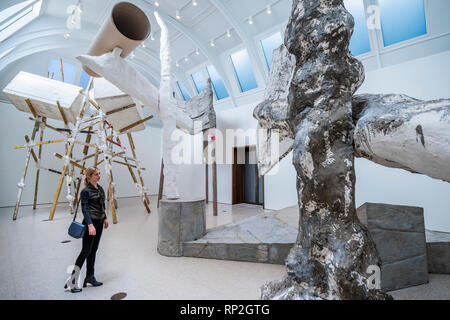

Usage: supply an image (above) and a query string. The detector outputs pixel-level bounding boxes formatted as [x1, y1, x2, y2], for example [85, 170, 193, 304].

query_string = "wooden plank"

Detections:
[54, 153, 86, 171]
[105, 103, 136, 116]
[13, 119, 40, 220]
[59, 58, 64, 82]
[14, 139, 64, 150]
[118, 115, 153, 134]
[56, 101, 68, 126]
[25, 99, 37, 118]
[113, 160, 146, 171]
[33, 117, 45, 209]
[126, 133, 150, 213]
[48, 88, 91, 220]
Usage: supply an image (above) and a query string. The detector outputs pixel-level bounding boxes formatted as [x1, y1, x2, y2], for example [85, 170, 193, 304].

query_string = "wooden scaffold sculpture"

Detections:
[47, 82, 153, 224]
[3, 61, 90, 220]
[3, 62, 153, 223]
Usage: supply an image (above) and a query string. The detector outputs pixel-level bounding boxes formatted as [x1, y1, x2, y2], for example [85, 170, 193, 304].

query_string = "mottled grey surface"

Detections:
[175, 78, 216, 134]
[157, 199, 206, 257]
[352, 94, 450, 182]
[257, 0, 391, 300]
[357, 203, 428, 291]
[426, 230, 450, 274]
[254, 45, 295, 175]
[183, 211, 297, 264]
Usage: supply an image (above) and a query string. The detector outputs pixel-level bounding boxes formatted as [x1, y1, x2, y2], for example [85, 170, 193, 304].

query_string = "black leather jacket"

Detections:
[80, 183, 106, 225]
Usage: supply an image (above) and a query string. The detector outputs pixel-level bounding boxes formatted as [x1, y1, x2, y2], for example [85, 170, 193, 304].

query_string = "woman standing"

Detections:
[65, 167, 109, 293]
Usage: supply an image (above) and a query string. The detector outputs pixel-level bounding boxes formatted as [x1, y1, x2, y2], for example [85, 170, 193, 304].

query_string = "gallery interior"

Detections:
[0, 0, 449, 300]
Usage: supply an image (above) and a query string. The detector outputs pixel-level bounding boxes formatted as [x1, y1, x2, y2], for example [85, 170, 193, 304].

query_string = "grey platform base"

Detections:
[158, 198, 206, 257]
[426, 230, 450, 274]
[357, 203, 429, 292]
[183, 211, 298, 264]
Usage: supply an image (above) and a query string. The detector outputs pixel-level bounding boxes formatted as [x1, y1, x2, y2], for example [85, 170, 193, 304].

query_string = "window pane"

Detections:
[48, 59, 76, 84]
[191, 71, 207, 94]
[79, 68, 92, 90]
[230, 49, 258, 92]
[379, 0, 427, 47]
[206, 65, 229, 100]
[344, 0, 371, 55]
[176, 81, 191, 101]
[0, 1, 42, 42]
[260, 32, 283, 70]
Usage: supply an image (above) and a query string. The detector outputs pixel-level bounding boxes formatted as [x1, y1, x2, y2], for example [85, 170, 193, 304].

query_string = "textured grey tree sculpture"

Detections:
[257, 0, 450, 300]
[257, 0, 393, 300]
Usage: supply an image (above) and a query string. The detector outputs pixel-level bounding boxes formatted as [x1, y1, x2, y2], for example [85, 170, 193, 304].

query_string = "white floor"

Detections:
[1, 196, 449, 300]
[0, 196, 286, 300]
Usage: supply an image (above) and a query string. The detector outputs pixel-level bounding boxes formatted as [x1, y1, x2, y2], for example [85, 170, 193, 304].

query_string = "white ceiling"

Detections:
[0, 0, 291, 89]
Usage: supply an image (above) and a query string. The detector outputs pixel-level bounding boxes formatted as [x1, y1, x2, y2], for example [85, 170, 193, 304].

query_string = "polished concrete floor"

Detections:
[0, 196, 449, 300]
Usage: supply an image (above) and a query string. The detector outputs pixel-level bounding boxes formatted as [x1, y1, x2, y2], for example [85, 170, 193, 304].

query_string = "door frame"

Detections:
[232, 146, 264, 208]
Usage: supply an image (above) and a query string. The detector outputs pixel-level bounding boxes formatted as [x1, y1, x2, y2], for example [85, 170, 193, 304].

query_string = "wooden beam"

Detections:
[13, 119, 40, 220]
[59, 58, 64, 82]
[33, 117, 46, 209]
[113, 160, 146, 171]
[53, 153, 86, 171]
[14, 139, 64, 150]
[56, 101, 68, 126]
[118, 115, 153, 134]
[106, 103, 136, 116]
[25, 99, 37, 118]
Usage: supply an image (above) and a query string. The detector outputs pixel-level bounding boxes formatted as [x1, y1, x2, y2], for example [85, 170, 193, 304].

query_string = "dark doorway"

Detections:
[232, 146, 264, 207]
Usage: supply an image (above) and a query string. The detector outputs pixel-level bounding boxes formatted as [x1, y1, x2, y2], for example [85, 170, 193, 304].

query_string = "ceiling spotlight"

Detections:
[248, 16, 254, 25]
[154, 1, 160, 6]
[142, 43, 147, 48]
[226, 29, 231, 38]
[130, 53, 135, 59]
[63, 33, 71, 39]
[176, 61, 180, 67]
[150, 33, 155, 41]
[184, 56, 189, 62]
[176, 10, 181, 20]
[210, 39, 215, 47]
[266, 5, 272, 14]
[192, 0, 198, 6]
[195, 48, 200, 55]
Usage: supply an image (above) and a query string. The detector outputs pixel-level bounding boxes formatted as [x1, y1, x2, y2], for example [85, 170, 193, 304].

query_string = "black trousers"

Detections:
[75, 218, 104, 278]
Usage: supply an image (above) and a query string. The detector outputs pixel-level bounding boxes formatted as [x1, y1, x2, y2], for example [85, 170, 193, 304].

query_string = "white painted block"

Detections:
[2, 71, 84, 123]
[93, 77, 146, 134]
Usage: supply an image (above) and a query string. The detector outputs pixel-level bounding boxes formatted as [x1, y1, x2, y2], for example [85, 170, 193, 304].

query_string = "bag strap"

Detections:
[73, 193, 80, 222]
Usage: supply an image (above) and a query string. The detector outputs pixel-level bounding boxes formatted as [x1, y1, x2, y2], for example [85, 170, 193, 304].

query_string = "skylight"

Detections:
[378, 0, 427, 47]
[191, 70, 207, 94]
[260, 32, 283, 70]
[176, 81, 191, 101]
[79, 68, 92, 90]
[48, 59, 76, 84]
[0, 0, 42, 43]
[206, 65, 229, 100]
[230, 49, 258, 93]
[344, 0, 371, 56]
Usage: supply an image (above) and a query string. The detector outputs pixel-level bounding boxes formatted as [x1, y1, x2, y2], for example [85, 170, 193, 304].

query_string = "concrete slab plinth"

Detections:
[158, 198, 206, 257]
[357, 203, 429, 291]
